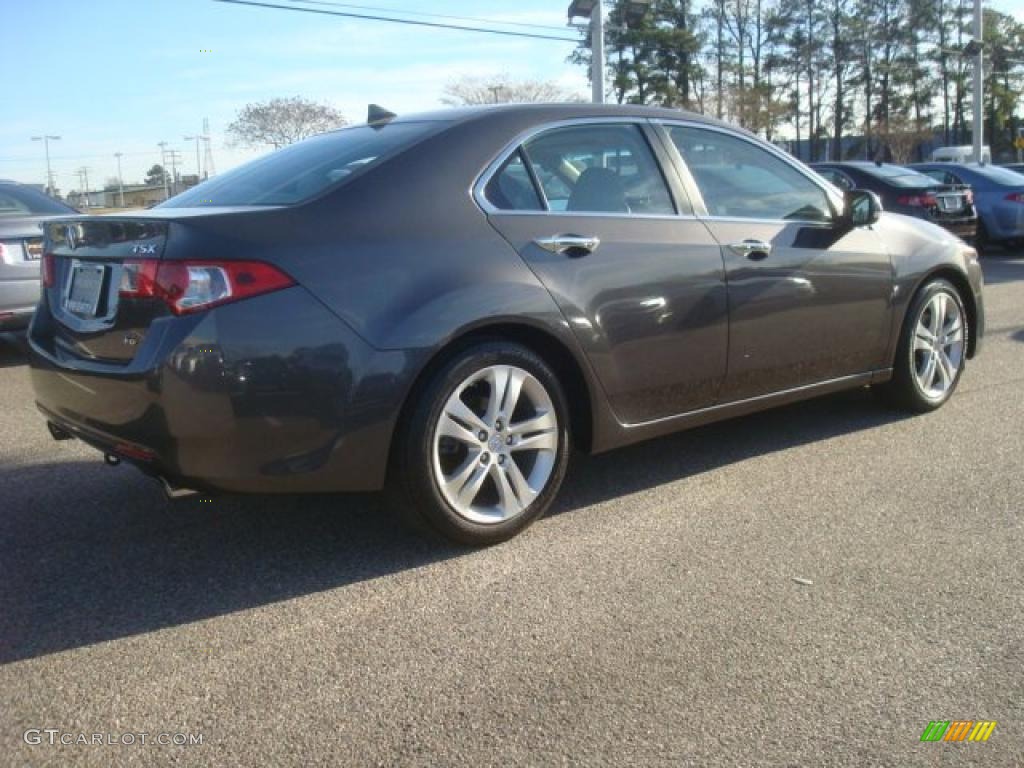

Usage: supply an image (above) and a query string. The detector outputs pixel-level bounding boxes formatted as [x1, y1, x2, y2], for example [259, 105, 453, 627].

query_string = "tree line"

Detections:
[573, 0, 1024, 162]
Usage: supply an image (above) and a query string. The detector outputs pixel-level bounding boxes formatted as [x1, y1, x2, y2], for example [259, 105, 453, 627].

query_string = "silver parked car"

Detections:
[0, 180, 77, 331]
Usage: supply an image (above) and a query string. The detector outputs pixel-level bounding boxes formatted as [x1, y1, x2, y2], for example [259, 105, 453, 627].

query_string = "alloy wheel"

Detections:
[432, 364, 559, 525]
[912, 290, 965, 400]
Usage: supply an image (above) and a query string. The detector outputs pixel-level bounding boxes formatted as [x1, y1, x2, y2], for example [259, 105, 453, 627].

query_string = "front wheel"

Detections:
[388, 341, 570, 546]
[876, 278, 968, 412]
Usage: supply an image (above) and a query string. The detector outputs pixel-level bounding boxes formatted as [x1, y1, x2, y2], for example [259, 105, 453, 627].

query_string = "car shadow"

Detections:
[0, 387, 910, 665]
[0, 333, 29, 368]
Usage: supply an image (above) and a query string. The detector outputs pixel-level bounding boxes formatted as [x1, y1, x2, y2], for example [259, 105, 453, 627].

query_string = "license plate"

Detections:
[937, 196, 963, 212]
[65, 263, 106, 316]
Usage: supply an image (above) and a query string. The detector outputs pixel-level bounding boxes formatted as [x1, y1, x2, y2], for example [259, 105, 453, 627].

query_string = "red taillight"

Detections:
[1005, 191, 1024, 203]
[42, 253, 56, 287]
[897, 194, 938, 207]
[119, 259, 293, 315]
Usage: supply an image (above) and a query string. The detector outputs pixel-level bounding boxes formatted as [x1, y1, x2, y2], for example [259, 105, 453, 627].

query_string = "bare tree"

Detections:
[441, 76, 583, 106]
[227, 96, 347, 149]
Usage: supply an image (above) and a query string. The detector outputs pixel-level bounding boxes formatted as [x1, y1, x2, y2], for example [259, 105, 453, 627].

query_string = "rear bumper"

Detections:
[0, 306, 34, 331]
[29, 286, 421, 493]
[934, 219, 977, 240]
[0, 277, 40, 330]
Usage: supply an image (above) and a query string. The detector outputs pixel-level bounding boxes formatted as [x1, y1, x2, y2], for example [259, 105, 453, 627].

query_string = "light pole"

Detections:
[31, 135, 60, 196]
[970, 0, 984, 164]
[568, 1, 651, 105]
[114, 152, 125, 208]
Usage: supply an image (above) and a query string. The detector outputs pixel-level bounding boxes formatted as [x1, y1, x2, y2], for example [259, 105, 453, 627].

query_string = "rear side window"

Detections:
[669, 126, 833, 222]
[919, 169, 952, 184]
[163, 122, 442, 207]
[817, 168, 854, 191]
[519, 124, 676, 215]
[484, 151, 543, 211]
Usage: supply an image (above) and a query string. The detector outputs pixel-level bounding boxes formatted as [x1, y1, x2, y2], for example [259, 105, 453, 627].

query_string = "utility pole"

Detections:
[202, 118, 216, 179]
[31, 135, 61, 196]
[76, 167, 91, 207]
[114, 152, 125, 208]
[157, 141, 170, 200]
[166, 150, 183, 196]
[971, 0, 984, 163]
[184, 134, 203, 179]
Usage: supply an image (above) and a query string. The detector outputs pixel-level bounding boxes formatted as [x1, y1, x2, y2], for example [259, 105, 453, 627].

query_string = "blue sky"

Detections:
[1, 0, 587, 191]
[3, 0, 1022, 192]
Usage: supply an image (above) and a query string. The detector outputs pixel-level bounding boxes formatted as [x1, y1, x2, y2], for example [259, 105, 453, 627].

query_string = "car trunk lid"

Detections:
[43, 217, 170, 363]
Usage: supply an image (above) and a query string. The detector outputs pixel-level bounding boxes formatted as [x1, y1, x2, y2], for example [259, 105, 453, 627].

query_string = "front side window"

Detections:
[668, 126, 833, 222]
[520, 124, 675, 215]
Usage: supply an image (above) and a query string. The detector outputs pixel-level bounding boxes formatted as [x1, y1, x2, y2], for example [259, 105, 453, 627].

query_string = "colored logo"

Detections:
[920, 720, 997, 742]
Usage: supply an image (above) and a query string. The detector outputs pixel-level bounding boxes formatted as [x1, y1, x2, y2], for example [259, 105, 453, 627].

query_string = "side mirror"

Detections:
[845, 189, 882, 227]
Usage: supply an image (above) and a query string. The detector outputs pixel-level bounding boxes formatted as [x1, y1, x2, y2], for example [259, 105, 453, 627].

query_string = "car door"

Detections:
[658, 123, 894, 402]
[478, 121, 728, 425]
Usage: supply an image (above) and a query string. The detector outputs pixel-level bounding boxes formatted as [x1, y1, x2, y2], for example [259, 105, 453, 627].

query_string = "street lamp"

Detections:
[569, 1, 654, 104]
[568, 0, 605, 104]
[30, 135, 60, 196]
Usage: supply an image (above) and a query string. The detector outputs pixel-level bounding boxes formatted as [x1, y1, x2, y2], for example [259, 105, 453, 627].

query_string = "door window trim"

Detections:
[650, 120, 845, 225]
[471, 117, 695, 220]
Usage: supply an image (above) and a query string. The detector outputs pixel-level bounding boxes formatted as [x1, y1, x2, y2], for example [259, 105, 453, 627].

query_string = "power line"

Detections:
[281, 0, 570, 33]
[211, 0, 581, 42]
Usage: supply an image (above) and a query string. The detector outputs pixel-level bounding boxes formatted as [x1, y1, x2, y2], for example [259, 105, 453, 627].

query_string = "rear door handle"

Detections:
[729, 239, 772, 260]
[534, 235, 601, 257]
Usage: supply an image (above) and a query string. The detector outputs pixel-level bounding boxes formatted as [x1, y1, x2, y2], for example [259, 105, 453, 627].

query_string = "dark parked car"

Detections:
[812, 162, 977, 240]
[30, 105, 984, 545]
[911, 162, 1024, 248]
[0, 180, 77, 331]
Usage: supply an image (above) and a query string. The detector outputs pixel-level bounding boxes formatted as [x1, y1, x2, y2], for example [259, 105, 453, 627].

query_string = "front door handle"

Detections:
[534, 235, 601, 257]
[729, 239, 772, 260]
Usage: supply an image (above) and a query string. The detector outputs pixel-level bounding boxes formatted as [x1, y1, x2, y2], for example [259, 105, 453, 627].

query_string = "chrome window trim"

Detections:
[471, 117, 685, 218]
[652, 119, 846, 225]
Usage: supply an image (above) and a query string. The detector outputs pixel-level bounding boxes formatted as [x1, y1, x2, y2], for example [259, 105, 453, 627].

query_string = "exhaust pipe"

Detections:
[160, 476, 199, 499]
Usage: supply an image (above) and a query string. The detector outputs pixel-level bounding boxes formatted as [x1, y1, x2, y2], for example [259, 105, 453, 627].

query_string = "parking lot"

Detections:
[0, 254, 1021, 766]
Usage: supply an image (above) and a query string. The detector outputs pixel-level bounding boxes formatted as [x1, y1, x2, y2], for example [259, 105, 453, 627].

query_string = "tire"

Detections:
[875, 278, 968, 412]
[387, 341, 571, 546]
[974, 219, 992, 254]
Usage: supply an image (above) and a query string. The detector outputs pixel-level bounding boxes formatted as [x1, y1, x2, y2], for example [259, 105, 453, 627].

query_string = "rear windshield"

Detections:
[865, 166, 941, 187]
[0, 184, 76, 216]
[162, 122, 442, 207]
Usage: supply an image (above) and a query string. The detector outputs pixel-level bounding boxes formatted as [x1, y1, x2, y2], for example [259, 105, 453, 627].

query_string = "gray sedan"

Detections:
[0, 181, 76, 331]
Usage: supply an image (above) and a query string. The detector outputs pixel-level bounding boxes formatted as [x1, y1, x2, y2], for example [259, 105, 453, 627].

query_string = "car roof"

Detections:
[365, 102, 738, 132]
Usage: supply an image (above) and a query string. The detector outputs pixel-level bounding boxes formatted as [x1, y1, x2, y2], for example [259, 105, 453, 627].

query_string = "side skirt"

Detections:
[595, 370, 891, 452]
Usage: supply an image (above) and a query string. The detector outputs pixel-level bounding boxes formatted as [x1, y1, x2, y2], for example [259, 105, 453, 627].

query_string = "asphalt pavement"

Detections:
[1, 256, 1022, 767]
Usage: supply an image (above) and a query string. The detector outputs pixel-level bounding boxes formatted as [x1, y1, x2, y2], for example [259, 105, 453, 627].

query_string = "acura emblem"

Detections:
[65, 224, 78, 250]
